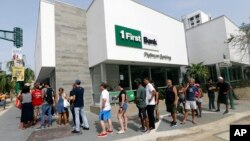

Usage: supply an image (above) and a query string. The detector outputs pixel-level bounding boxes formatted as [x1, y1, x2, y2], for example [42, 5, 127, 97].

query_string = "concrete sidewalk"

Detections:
[0, 99, 249, 141]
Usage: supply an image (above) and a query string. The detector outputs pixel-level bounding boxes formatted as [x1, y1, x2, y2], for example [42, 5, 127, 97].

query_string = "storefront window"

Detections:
[131, 66, 149, 89]
[119, 65, 130, 89]
[151, 67, 167, 87]
[166, 68, 179, 85]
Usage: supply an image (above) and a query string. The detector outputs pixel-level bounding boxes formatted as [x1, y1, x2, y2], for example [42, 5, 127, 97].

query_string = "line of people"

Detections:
[17, 76, 231, 137]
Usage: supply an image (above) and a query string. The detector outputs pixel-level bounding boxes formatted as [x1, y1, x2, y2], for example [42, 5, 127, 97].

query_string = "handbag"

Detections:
[63, 99, 70, 108]
[15, 99, 22, 109]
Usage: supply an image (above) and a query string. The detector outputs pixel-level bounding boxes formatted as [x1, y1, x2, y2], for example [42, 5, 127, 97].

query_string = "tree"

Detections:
[227, 23, 250, 59]
[6, 60, 14, 72]
[24, 68, 35, 83]
[0, 71, 7, 92]
[186, 62, 209, 83]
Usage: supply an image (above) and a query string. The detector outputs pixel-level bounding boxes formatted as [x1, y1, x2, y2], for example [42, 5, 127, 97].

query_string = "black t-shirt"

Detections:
[217, 82, 230, 95]
[206, 83, 215, 94]
[119, 90, 127, 103]
[72, 87, 84, 107]
[165, 86, 175, 104]
[70, 88, 75, 105]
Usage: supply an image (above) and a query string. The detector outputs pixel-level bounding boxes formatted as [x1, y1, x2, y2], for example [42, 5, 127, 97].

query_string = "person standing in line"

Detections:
[143, 78, 156, 131]
[182, 78, 198, 124]
[71, 80, 89, 133]
[37, 83, 54, 129]
[55, 88, 67, 127]
[135, 78, 149, 132]
[216, 77, 230, 114]
[20, 86, 34, 129]
[70, 83, 83, 130]
[195, 84, 203, 117]
[31, 83, 43, 125]
[97, 83, 113, 137]
[152, 83, 160, 123]
[178, 83, 186, 115]
[165, 79, 178, 127]
[206, 79, 216, 111]
[117, 83, 128, 134]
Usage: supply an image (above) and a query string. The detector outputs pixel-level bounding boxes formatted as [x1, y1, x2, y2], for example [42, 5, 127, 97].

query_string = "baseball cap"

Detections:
[75, 80, 81, 84]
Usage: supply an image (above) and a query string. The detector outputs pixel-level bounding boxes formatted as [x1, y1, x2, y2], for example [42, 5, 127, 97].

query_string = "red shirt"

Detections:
[32, 89, 43, 106]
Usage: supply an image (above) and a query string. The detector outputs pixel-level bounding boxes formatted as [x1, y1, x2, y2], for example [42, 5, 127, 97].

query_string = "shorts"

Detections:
[185, 100, 197, 110]
[218, 93, 229, 105]
[196, 98, 203, 104]
[99, 110, 111, 122]
[155, 104, 159, 110]
[138, 107, 147, 119]
[166, 103, 177, 114]
[33, 105, 41, 114]
[119, 102, 128, 112]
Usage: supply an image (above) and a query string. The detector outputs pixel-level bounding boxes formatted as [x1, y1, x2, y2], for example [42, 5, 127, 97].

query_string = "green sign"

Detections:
[115, 25, 142, 48]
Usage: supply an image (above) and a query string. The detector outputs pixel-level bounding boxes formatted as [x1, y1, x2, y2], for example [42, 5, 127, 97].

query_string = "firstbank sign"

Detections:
[115, 25, 158, 51]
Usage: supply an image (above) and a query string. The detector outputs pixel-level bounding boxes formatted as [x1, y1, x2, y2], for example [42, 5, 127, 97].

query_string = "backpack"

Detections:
[44, 88, 54, 105]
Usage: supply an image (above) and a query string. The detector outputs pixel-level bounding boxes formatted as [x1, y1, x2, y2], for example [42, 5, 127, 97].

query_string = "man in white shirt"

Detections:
[97, 83, 113, 138]
[144, 78, 156, 131]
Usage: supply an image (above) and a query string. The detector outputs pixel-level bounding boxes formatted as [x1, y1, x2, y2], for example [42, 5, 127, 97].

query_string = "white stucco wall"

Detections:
[35, 0, 56, 81]
[87, 0, 188, 67]
[186, 16, 249, 65]
[87, 0, 107, 68]
[225, 18, 250, 64]
[186, 16, 230, 65]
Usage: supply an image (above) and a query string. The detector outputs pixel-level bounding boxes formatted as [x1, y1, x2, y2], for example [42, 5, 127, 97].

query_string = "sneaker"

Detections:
[97, 132, 108, 137]
[155, 119, 159, 123]
[140, 128, 147, 132]
[171, 122, 177, 127]
[215, 109, 220, 112]
[72, 130, 81, 134]
[117, 130, 125, 134]
[82, 127, 90, 130]
[223, 110, 229, 115]
[107, 129, 113, 134]
[36, 126, 45, 130]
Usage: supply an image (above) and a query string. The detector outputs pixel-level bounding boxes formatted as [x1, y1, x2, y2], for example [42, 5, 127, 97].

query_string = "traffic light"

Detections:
[13, 27, 23, 48]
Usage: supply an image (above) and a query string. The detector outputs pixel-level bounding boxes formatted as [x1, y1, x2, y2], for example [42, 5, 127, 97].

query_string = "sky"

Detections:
[0, 0, 249, 71]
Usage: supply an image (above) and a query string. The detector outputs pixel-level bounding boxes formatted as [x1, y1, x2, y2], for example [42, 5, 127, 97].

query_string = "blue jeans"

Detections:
[0, 100, 6, 107]
[208, 93, 215, 110]
[74, 107, 89, 131]
[41, 104, 52, 126]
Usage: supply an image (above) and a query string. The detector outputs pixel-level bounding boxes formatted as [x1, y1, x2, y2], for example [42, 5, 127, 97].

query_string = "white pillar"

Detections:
[100, 63, 107, 83]
[215, 63, 221, 78]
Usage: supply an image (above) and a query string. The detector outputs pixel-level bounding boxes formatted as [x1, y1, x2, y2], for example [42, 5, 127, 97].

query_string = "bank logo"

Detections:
[115, 25, 158, 51]
[115, 25, 142, 48]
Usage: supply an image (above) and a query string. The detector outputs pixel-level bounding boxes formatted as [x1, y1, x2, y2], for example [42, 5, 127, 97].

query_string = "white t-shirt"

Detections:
[146, 83, 156, 105]
[100, 89, 111, 111]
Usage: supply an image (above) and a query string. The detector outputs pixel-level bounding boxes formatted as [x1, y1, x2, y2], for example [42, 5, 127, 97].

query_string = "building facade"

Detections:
[185, 14, 250, 82]
[35, 0, 188, 110]
[182, 10, 212, 30]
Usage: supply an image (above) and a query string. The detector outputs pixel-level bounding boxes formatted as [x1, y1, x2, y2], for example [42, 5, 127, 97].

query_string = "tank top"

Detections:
[165, 86, 175, 103]
[119, 90, 127, 103]
[22, 93, 32, 104]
